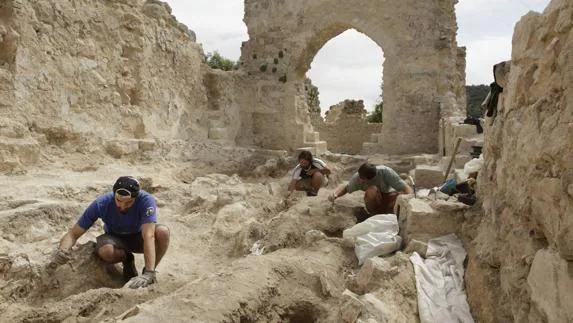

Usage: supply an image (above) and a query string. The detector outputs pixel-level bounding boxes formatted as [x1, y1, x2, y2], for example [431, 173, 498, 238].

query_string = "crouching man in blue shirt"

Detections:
[53, 176, 170, 289]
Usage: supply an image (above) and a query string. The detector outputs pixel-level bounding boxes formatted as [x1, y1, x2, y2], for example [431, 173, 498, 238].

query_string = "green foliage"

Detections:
[466, 84, 489, 118]
[368, 101, 383, 123]
[206, 51, 240, 71]
[367, 82, 384, 123]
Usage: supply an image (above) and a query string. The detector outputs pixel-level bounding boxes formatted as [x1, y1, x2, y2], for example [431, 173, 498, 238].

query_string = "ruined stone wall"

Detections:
[240, 0, 461, 154]
[0, 0, 221, 172]
[467, 1, 573, 321]
[311, 100, 381, 154]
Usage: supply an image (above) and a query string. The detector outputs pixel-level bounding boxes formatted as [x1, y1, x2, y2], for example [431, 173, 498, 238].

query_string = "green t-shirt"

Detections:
[346, 165, 406, 194]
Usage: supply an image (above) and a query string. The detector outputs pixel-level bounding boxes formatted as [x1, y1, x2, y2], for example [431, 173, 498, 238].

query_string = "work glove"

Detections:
[125, 268, 157, 289]
[48, 249, 72, 269]
[328, 192, 337, 202]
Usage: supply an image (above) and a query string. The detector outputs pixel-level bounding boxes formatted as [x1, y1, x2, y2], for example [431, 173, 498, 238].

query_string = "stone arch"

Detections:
[240, 0, 464, 154]
[293, 24, 377, 79]
[299, 27, 385, 154]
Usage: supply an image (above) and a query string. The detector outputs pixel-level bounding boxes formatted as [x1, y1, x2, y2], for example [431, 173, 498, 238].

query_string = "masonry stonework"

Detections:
[240, 0, 463, 154]
[310, 100, 381, 154]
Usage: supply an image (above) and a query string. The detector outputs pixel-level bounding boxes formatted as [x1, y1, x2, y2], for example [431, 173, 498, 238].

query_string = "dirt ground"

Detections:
[0, 142, 419, 322]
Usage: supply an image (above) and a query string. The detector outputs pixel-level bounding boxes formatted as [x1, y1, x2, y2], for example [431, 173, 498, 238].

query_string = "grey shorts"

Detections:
[297, 176, 329, 190]
[96, 224, 167, 254]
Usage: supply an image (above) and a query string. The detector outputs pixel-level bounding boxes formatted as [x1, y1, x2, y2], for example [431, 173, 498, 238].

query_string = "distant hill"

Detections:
[466, 85, 489, 118]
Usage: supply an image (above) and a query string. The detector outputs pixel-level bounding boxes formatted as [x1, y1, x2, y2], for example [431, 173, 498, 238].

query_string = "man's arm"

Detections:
[287, 179, 298, 193]
[401, 184, 414, 195]
[320, 167, 331, 176]
[58, 224, 87, 250]
[329, 186, 348, 201]
[141, 223, 156, 271]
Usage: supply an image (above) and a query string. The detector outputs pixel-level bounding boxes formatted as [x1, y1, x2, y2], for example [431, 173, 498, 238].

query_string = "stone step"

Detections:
[298, 140, 327, 156]
[304, 131, 320, 143]
[458, 137, 484, 155]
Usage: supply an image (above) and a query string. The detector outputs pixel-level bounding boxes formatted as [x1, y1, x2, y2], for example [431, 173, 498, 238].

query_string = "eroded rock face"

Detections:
[470, 0, 573, 321]
[240, 0, 463, 154]
[0, 0, 208, 172]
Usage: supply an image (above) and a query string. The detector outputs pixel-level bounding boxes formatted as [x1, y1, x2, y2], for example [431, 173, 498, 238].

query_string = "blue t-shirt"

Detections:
[77, 191, 158, 234]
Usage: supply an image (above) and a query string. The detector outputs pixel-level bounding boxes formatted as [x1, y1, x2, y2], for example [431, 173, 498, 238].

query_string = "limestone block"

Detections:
[305, 230, 327, 246]
[411, 165, 444, 188]
[304, 131, 320, 142]
[356, 258, 398, 292]
[319, 272, 342, 297]
[527, 249, 573, 322]
[440, 155, 473, 170]
[339, 289, 364, 323]
[404, 239, 428, 257]
[138, 139, 156, 151]
[429, 200, 470, 212]
[453, 123, 480, 139]
[0, 137, 40, 173]
[397, 197, 464, 243]
[105, 139, 140, 158]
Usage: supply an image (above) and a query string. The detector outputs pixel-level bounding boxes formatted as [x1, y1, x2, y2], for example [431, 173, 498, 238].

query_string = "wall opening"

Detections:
[304, 29, 384, 154]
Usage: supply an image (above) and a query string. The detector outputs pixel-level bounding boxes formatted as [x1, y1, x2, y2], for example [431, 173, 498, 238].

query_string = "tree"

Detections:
[368, 101, 383, 123]
[367, 82, 383, 123]
[466, 84, 489, 118]
[206, 51, 240, 71]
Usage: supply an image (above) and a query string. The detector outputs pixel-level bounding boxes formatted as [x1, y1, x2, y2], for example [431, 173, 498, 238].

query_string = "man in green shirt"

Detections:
[329, 163, 413, 215]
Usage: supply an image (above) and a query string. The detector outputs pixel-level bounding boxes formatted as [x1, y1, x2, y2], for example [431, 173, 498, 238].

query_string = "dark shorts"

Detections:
[96, 224, 167, 254]
[380, 192, 399, 214]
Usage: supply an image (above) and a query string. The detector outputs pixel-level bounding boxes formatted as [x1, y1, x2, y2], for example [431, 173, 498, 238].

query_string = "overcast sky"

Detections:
[164, 0, 551, 113]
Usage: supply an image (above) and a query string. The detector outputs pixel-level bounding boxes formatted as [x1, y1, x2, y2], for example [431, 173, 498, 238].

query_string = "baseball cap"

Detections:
[113, 176, 140, 198]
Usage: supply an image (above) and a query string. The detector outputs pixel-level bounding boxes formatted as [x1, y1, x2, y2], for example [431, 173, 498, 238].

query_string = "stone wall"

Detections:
[310, 100, 381, 154]
[468, 0, 573, 321]
[240, 0, 463, 154]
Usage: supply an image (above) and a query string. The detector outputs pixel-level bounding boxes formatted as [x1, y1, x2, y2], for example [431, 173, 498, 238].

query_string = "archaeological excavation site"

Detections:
[0, 0, 571, 322]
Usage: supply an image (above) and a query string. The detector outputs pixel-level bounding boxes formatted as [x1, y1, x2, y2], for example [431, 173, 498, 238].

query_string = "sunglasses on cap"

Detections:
[115, 188, 135, 201]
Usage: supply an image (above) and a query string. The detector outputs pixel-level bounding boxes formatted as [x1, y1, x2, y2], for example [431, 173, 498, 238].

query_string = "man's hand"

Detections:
[125, 268, 157, 289]
[49, 249, 72, 269]
[328, 192, 338, 202]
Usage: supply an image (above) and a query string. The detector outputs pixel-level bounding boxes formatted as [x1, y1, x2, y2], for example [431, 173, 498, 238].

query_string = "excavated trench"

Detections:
[0, 155, 435, 322]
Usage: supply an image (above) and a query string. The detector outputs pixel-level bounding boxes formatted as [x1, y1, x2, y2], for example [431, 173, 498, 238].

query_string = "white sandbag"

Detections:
[343, 214, 401, 265]
[342, 214, 399, 240]
[355, 232, 402, 265]
[463, 155, 483, 174]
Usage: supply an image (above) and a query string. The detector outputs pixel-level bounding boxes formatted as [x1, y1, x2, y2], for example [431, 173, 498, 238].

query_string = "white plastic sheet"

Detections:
[410, 234, 474, 323]
[343, 214, 401, 265]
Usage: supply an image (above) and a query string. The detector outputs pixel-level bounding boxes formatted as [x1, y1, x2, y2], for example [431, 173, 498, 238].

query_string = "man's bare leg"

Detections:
[310, 172, 324, 193]
[154, 225, 170, 267]
[364, 186, 385, 215]
[97, 245, 127, 264]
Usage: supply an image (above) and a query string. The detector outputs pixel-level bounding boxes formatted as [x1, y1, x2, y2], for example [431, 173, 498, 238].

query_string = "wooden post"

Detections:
[444, 137, 463, 182]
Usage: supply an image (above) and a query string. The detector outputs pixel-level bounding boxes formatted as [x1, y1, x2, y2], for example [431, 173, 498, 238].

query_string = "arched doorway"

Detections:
[305, 29, 384, 154]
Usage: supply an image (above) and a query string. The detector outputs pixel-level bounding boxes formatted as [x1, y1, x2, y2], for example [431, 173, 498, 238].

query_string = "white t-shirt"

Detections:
[292, 158, 327, 180]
